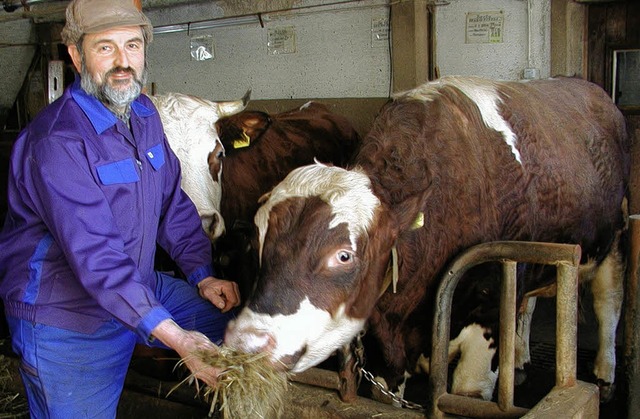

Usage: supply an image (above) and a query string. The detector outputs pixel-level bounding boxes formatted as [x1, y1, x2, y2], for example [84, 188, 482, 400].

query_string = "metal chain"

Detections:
[351, 332, 425, 411]
[358, 367, 425, 410]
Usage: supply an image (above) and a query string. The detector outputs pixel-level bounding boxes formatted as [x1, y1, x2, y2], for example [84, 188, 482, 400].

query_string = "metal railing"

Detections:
[429, 241, 581, 418]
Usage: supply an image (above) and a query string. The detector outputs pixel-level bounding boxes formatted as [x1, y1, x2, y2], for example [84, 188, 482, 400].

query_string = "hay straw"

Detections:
[0, 355, 28, 418]
[172, 345, 289, 418]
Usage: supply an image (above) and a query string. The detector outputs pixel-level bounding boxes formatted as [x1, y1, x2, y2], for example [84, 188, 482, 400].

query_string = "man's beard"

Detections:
[81, 65, 148, 108]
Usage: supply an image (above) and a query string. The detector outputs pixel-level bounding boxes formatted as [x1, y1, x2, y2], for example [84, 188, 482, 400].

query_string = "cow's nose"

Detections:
[200, 212, 225, 241]
[224, 323, 275, 355]
[207, 213, 221, 237]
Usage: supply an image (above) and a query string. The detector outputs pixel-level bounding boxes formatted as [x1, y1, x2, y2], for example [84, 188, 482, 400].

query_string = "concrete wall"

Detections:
[0, 0, 564, 120]
[0, 18, 37, 124]
[434, 0, 551, 81]
[145, 0, 553, 100]
[145, 0, 391, 100]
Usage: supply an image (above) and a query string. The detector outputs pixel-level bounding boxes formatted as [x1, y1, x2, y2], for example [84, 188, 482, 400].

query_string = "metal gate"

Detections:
[429, 240, 598, 418]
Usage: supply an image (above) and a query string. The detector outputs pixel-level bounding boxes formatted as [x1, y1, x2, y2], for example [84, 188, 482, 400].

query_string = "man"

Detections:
[0, 0, 240, 416]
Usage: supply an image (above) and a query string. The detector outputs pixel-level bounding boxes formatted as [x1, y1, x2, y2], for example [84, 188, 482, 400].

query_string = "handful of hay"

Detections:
[173, 345, 289, 418]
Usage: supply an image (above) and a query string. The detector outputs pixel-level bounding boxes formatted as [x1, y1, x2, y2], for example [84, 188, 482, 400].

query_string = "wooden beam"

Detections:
[390, 0, 431, 93]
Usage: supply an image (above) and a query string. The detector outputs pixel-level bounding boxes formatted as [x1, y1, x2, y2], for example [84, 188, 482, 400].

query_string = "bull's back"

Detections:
[495, 78, 628, 251]
[362, 77, 628, 275]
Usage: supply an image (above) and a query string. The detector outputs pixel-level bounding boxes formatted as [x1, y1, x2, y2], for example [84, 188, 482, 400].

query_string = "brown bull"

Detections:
[225, 76, 630, 404]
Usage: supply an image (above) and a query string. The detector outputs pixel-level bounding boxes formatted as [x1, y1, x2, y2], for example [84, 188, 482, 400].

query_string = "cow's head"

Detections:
[151, 91, 249, 240]
[224, 162, 397, 373]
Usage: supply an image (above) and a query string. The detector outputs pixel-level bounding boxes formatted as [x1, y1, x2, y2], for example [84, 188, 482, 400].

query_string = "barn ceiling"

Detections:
[1, 1, 189, 23]
[0, 0, 304, 23]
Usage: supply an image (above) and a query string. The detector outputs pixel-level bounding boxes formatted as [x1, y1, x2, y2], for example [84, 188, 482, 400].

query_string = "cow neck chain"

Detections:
[360, 214, 426, 409]
[353, 332, 425, 411]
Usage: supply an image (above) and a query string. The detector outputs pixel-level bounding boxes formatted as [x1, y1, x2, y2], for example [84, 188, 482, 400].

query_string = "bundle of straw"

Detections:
[174, 346, 288, 418]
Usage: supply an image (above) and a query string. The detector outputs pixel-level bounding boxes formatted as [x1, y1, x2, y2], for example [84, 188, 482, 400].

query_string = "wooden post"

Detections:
[390, 0, 431, 92]
[626, 215, 640, 418]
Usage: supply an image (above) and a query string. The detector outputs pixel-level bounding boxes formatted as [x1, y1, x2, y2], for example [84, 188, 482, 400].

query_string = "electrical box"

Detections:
[523, 68, 539, 80]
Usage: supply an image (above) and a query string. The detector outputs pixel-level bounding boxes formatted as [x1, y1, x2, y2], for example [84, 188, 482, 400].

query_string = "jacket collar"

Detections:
[70, 77, 155, 135]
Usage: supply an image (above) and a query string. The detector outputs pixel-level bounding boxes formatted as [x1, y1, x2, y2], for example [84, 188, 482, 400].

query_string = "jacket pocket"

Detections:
[145, 143, 165, 171]
[96, 158, 140, 185]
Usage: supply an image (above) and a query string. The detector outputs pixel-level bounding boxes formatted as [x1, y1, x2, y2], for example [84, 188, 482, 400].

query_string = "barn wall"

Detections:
[145, 0, 392, 100]
[0, 0, 561, 129]
[434, 0, 551, 80]
[0, 19, 37, 128]
[583, 1, 640, 213]
[145, 0, 556, 100]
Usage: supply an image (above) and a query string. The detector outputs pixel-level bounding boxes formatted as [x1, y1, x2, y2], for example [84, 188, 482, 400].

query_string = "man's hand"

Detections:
[197, 276, 240, 312]
[151, 319, 222, 387]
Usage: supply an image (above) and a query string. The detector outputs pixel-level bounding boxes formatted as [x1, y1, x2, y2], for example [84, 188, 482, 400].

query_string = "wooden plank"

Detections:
[627, 2, 640, 43]
[587, 5, 607, 87]
[390, 0, 430, 93]
[606, 3, 627, 44]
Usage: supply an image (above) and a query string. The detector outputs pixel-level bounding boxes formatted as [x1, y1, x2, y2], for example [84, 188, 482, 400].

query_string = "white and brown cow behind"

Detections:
[224, 76, 629, 402]
[150, 91, 249, 240]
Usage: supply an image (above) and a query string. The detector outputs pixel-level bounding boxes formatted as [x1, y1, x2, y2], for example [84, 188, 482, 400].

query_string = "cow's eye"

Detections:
[337, 250, 353, 263]
[327, 249, 355, 268]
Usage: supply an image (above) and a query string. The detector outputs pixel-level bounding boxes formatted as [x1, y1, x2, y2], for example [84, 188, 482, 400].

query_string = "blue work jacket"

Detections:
[0, 79, 214, 341]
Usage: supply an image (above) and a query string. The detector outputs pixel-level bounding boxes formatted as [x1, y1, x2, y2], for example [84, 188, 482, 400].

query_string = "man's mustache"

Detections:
[106, 67, 137, 79]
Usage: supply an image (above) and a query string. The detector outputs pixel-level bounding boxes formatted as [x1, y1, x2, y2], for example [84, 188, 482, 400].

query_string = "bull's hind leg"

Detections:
[588, 237, 624, 403]
[514, 296, 536, 385]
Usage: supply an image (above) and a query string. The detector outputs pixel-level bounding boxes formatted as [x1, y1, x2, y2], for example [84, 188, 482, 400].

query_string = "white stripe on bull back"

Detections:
[255, 161, 380, 266]
[396, 76, 523, 165]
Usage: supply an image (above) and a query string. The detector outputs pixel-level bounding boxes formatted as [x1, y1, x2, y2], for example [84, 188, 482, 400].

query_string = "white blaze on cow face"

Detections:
[255, 162, 380, 266]
[399, 76, 523, 164]
[225, 298, 366, 373]
[151, 92, 247, 240]
[226, 162, 382, 371]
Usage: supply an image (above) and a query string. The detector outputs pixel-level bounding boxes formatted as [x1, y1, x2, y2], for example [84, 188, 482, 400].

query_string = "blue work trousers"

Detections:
[6, 272, 235, 418]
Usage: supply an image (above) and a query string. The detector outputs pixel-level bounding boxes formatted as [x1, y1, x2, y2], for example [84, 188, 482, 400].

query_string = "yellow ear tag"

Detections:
[411, 212, 424, 230]
[232, 130, 251, 149]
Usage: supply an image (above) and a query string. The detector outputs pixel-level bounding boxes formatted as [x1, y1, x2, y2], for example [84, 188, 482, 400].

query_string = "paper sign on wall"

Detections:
[267, 26, 296, 55]
[465, 11, 504, 44]
[371, 17, 389, 48]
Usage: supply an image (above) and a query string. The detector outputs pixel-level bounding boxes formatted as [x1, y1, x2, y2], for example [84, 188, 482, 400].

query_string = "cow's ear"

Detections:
[346, 206, 399, 319]
[239, 112, 271, 144]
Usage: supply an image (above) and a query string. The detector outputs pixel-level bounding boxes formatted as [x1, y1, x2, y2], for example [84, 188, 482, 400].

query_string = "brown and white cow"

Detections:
[150, 91, 249, 241]
[224, 77, 629, 403]
[211, 102, 361, 297]
[215, 102, 360, 229]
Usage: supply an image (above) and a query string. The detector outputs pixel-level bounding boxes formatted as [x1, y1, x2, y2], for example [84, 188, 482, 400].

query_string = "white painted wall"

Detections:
[146, 1, 392, 100]
[0, 0, 553, 113]
[435, 0, 551, 81]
